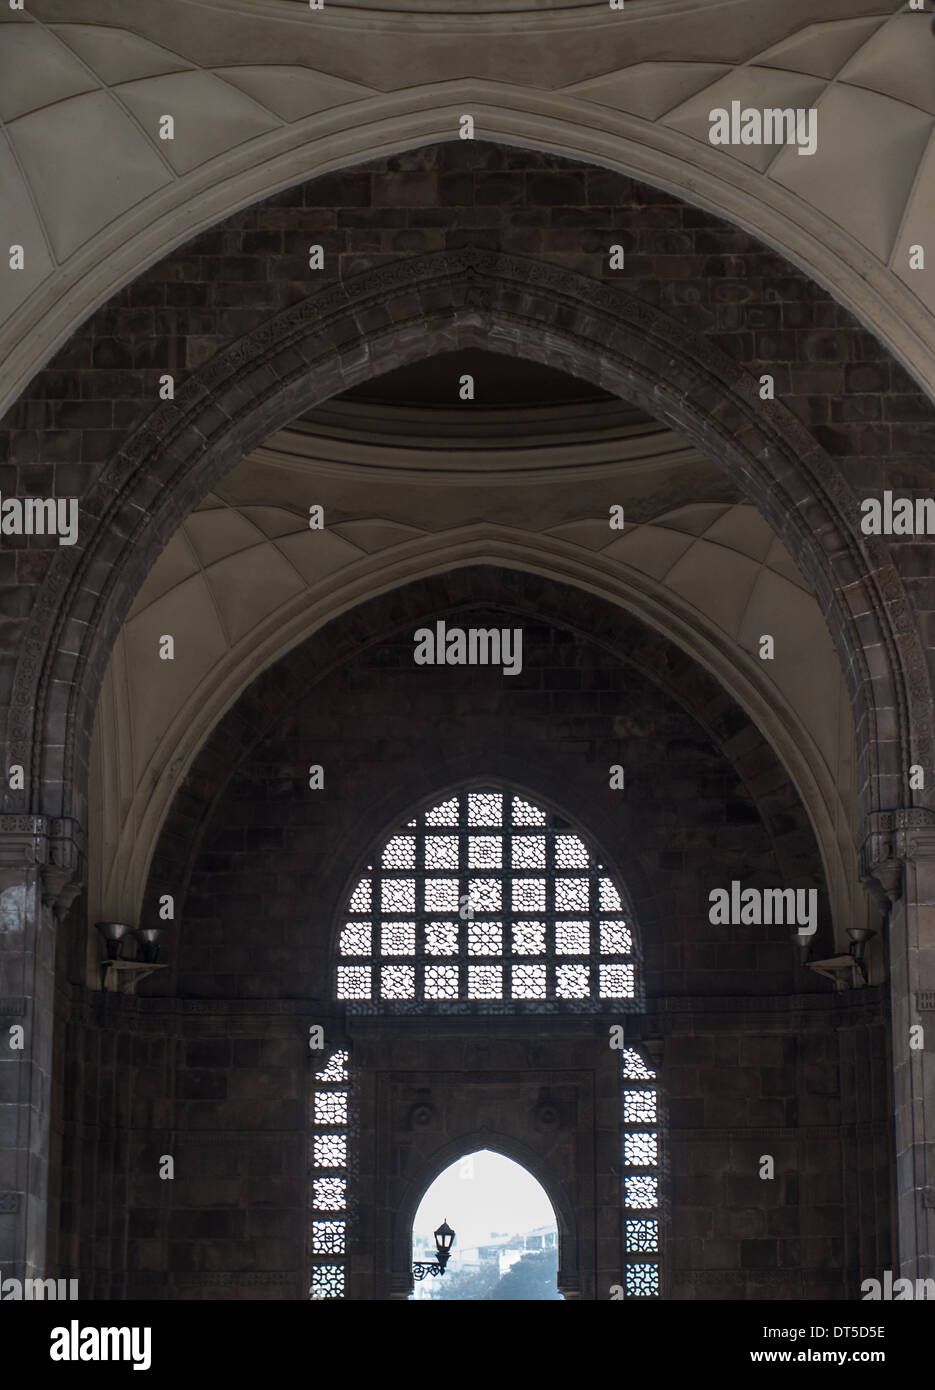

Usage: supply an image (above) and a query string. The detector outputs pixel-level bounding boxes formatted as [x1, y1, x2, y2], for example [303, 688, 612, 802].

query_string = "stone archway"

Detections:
[144, 564, 834, 970]
[390, 1131, 580, 1300]
[4, 144, 934, 1286]
[7, 7, 935, 420]
[11, 247, 928, 882]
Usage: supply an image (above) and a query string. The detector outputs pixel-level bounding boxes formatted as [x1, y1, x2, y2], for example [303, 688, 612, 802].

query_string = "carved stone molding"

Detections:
[129, 1270, 298, 1288]
[673, 1270, 803, 1286]
[0, 815, 52, 868]
[0, 816, 85, 915]
[860, 808, 935, 905]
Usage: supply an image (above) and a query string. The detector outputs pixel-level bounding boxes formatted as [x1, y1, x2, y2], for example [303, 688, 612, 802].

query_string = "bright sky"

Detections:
[412, 1149, 557, 1253]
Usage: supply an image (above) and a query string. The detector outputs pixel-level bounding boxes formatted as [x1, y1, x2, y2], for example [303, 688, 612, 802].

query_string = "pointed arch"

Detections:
[12, 248, 926, 886]
[333, 782, 642, 1013]
[393, 1130, 580, 1299]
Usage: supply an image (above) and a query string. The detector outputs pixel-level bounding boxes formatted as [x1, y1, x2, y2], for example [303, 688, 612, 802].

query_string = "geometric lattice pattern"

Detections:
[624, 1174, 658, 1209]
[624, 1132, 658, 1166]
[309, 1265, 344, 1299]
[337, 787, 637, 1011]
[310, 1050, 350, 1300]
[625, 1219, 658, 1254]
[312, 1221, 346, 1255]
[622, 1048, 660, 1298]
[625, 1263, 660, 1297]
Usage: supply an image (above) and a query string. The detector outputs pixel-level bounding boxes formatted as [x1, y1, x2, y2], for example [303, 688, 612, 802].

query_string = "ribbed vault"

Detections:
[4, 1, 935, 412]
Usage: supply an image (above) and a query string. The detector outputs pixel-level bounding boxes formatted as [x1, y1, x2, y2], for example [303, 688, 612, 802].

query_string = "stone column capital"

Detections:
[860, 808, 935, 906]
[0, 815, 85, 915]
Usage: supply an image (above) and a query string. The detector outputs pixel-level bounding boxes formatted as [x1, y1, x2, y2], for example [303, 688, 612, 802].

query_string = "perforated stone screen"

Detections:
[336, 787, 639, 1012]
[309, 1050, 350, 1300]
[621, 1047, 661, 1299]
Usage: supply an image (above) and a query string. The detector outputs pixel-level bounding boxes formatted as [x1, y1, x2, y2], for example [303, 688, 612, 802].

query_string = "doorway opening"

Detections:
[410, 1149, 563, 1301]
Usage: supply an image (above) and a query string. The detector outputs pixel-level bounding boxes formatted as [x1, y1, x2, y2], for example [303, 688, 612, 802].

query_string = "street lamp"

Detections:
[412, 1219, 456, 1280]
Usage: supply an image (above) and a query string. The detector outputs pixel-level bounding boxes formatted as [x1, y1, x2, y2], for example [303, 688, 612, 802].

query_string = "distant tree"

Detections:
[486, 1250, 562, 1301]
[430, 1260, 501, 1301]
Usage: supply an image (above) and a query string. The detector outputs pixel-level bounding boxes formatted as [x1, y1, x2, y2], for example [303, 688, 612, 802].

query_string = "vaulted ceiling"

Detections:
[2, 0, 935, 414]
[89, 363, 864, 955]
[2, 3, 888, 970]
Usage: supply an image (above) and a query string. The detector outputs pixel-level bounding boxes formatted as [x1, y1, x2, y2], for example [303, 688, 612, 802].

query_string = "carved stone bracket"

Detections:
[860, 808, 935, 906]
[0, 815, 85, 915]
[100, 961, 168, 995]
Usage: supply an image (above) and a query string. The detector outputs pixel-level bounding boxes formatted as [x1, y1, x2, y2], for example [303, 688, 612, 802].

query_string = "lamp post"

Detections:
[412, 1220, 456, 1280]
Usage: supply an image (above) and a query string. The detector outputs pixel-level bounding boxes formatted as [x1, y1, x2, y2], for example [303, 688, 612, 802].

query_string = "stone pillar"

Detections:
[863, 811, 935, 1280]
[0, 817, 82, 1279]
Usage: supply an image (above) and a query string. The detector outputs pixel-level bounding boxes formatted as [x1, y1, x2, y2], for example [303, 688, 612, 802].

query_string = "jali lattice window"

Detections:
[336, 788, 639, 1012]
[309, 1049, 350, 1300]
[621, 1047, 660, 1298]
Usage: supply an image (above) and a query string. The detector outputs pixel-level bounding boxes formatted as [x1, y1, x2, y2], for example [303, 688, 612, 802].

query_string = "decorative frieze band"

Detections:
[673, 1271, 803, 1286]
[138, 999, 329, 1015]
[129, 1270, 298, 1288]
[669, 1123, 889, 1141]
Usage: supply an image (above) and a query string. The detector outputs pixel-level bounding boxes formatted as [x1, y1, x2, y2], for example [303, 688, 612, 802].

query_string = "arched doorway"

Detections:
[410, 1149, 562, 1301]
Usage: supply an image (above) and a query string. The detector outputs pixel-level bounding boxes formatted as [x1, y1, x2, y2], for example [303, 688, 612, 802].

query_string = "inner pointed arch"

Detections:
[411, 1148, 563, 1302]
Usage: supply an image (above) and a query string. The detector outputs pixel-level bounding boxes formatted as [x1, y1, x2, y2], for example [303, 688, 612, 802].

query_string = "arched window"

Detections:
[336, 786, 640, 1012]
[326, 786, 660, 1301]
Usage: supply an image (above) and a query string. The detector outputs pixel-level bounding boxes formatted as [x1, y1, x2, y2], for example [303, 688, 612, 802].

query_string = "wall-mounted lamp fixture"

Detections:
[847, 927, 876, 984]
[791, 930, 812, 967]
[412, 1220, 456, 1280]
[805, 926, 878, 991]
[94, 922, 168, 993]
[95, 921, 134, 960]
[136, 926, 164, 963]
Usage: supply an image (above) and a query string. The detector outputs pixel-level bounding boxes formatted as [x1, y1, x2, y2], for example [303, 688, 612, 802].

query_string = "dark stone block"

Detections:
[741, 1240, 778, 1269]
[526, 173, 586, 205]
